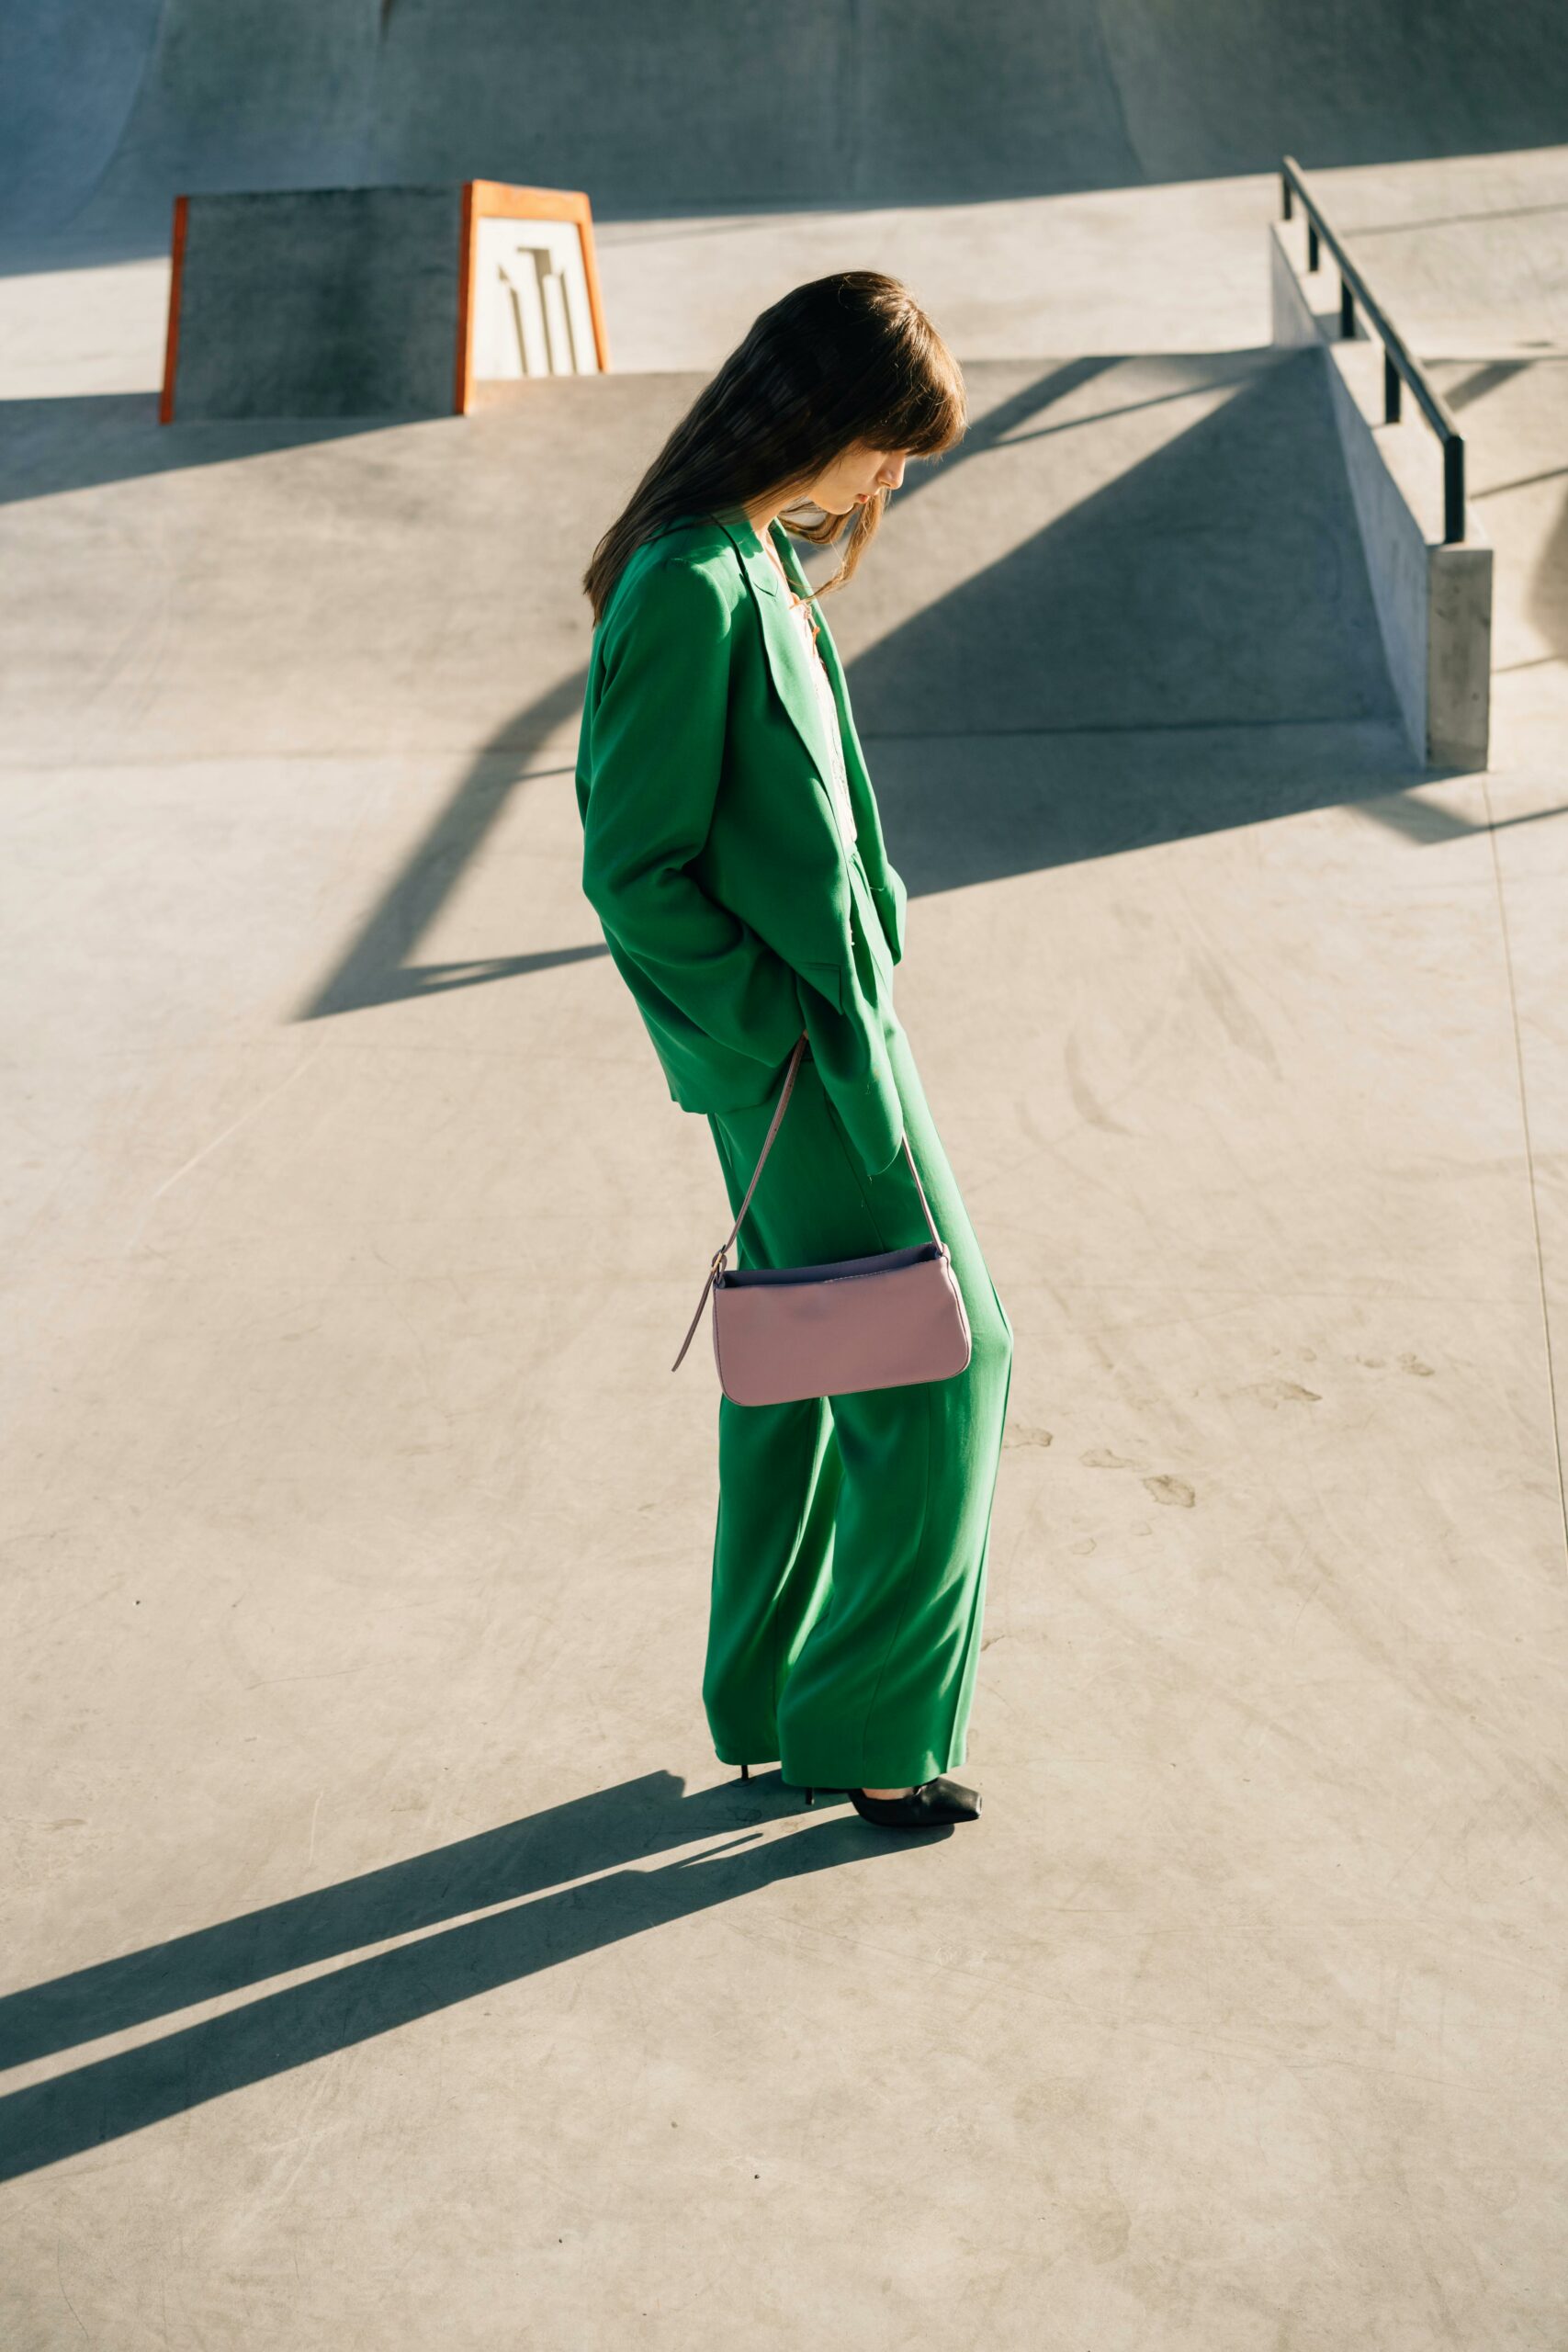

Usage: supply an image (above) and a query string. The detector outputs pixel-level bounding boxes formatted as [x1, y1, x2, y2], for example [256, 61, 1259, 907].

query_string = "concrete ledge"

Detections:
[1269, 217, 1492, 770]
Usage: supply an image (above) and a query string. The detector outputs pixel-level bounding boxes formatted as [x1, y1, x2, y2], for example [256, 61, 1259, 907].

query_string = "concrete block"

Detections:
[161, 179, 608, 422]
[1269, 216, 1492, 770]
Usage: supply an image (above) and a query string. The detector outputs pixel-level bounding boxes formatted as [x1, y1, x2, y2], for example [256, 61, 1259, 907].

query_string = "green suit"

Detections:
[576, 503, 910, 1182]
[577, 505, 1012, 1789]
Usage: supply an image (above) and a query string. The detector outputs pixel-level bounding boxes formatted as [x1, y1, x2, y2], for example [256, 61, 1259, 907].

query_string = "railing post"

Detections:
[1383, 352, 1402, 424]
[1281, 172, 1292, 220]
[1307, 223, 1320, 273]
[1340, 277, 1356, 338]
[1443, 437, 1465, 545]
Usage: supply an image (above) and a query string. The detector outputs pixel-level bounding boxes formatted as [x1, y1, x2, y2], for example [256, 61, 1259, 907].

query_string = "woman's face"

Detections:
[806, 442, 909, 517]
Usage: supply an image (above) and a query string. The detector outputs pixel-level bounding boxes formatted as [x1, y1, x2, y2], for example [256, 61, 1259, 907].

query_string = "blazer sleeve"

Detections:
[581, 553, 806, 1075]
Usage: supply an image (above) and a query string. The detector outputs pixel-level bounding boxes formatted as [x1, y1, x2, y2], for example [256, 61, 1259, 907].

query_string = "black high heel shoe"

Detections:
[803, 1778, 982, 1826]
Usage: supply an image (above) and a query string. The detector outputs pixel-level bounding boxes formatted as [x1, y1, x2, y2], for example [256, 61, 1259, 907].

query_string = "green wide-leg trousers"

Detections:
[702, 1013, 1014, 1792]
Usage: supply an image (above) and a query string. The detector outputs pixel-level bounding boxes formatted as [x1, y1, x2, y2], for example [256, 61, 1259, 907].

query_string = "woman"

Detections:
[575, 271, 1013, 1832]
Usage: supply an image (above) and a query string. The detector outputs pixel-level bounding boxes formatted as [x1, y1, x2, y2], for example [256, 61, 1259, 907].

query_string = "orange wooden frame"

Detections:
[455, 179, 610, 413]
[158, 194, 189, 424]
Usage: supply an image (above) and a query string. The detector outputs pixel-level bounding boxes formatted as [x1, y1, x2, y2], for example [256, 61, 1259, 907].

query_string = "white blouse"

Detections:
[764, 536, 858, 851]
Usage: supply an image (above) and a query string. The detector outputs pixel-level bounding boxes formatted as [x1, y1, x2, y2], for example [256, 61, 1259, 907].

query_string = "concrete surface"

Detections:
[3, 17, 1568, 2350]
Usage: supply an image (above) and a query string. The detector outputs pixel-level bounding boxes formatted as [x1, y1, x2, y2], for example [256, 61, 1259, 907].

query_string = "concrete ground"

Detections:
[3, 51, 1567, 2352]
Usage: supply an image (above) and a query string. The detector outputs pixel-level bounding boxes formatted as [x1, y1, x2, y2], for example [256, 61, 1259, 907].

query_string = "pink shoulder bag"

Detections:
[671, 1032, 973, 1406]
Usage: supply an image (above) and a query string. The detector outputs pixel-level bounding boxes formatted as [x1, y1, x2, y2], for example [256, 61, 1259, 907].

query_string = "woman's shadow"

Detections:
[0, 1772, 924, 2182]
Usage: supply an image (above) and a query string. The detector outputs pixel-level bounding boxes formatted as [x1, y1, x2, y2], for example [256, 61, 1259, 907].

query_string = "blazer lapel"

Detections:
[763, 525, 903, 935]
[766, 526, 878, 845]
[712, 506, 838, 787]
[710, 505, 904, 971]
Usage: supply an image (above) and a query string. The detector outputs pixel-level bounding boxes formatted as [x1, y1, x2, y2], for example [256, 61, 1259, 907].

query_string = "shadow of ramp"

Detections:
[826, 345, 1428, 886]
[862, 717, 1423, 897]
[843, 351, 1397, 741]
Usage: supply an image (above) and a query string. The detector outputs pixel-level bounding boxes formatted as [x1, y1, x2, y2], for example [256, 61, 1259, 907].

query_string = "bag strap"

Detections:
[671, 1028, 944, 1373]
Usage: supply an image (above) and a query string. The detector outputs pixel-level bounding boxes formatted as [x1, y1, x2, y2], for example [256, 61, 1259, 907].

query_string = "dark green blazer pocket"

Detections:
[799, 957, 845, 1012]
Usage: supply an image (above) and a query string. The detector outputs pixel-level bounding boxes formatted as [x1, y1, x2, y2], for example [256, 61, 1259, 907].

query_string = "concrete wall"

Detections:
[11, 0, 1568, 259]
[1270, 220, 1492, 770]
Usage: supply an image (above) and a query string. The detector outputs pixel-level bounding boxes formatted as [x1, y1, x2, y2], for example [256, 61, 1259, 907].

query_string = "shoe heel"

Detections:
[803, 1787, 816, 1807]
[739, 1763, 750, 1782]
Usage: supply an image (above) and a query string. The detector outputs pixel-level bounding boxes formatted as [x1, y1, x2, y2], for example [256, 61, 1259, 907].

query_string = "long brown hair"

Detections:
[582, 270, 966, 626]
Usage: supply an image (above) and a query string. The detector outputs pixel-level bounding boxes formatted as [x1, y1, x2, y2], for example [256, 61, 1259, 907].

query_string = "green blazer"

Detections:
[576, 503, 909, 1180]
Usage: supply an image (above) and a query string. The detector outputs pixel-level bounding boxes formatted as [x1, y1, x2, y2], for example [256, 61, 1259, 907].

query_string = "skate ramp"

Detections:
[6, 0, 1568, 264]
[0, 353, 1400, 801]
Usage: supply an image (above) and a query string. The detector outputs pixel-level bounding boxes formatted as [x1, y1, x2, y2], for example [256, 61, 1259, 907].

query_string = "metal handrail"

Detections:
[1280, 154, 1466, 544]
